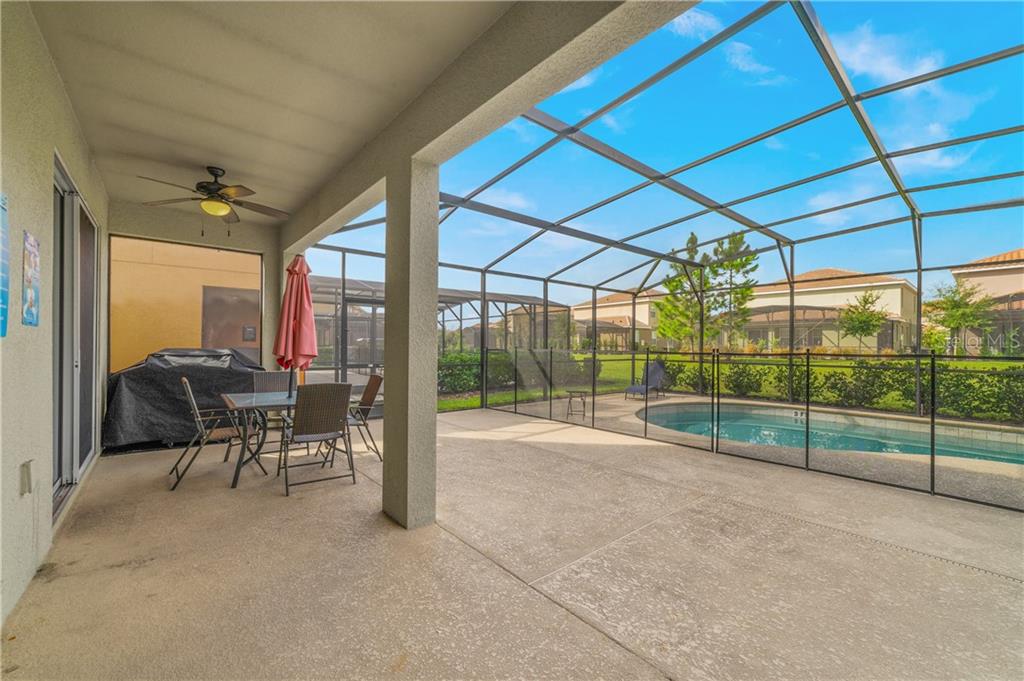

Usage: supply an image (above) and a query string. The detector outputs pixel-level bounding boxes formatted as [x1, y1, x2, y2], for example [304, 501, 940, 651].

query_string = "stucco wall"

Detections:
[751, 283, 912, 319]
[108, 237, 262, 372]
[106, 202, 282, 372]
[1, 5, 285, 622]
[955, 267, 1024, 298]
[1, 2, 111, 622]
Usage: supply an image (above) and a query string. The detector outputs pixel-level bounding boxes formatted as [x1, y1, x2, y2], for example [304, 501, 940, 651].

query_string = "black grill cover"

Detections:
[102, 348, 263, 449]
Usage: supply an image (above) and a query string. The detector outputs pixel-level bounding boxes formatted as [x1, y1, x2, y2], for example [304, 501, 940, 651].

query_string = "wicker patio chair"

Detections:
[278, 383, 355, 496]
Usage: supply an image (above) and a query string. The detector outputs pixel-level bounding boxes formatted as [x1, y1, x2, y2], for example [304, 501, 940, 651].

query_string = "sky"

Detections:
[309, 1, 1024, 307]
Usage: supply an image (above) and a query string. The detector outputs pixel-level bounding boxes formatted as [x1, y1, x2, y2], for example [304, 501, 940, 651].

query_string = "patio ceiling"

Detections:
[316, 0, 1024, 295]
[31, 1, 512, 225]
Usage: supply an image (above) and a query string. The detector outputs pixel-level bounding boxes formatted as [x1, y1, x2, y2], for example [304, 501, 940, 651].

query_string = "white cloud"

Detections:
[600, 113, 625, 134]
[559, 68, 601, 94]
[806, 181, 896, 228]
[832, 22, 942, 86]
[754, 74, 793, 87]
[600, 107, 635, 135]
[763, 136, 786, 151]
[668, 8, 723, 41]
[463, 218, 511, 238]
[725, 42, 772, 75]
[830, 22, 994, 177]
[501, 119, 539, 145]
[720, 41, 789, 86]
[477, 187, 535, 212]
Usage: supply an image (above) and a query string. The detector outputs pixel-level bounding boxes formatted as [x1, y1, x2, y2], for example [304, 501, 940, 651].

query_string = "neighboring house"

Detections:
[569, 269, 918, 352]
[746, 268, 917, 351]
[570, 289, 663, 350]
[949, 248, 1024, 355]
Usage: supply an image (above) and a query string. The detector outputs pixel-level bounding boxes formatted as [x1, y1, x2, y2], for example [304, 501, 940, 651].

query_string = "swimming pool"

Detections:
[645, 404, 1023, 465]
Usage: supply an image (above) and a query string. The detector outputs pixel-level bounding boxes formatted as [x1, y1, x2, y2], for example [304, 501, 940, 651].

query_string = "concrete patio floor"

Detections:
[2, 409, 1022, 680]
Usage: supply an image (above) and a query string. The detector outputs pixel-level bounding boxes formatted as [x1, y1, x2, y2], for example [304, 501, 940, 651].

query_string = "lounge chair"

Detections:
[624, 360, 666, 400]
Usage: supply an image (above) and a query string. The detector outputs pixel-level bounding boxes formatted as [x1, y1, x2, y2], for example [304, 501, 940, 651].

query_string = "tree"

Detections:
[710, 233, 758, 348]
[653, 233, 710, 352]
[925, 281, 996, 355]
[920, 326, 949, 354]
[654, 231, 758, 351]
[838, 290, 888, 352]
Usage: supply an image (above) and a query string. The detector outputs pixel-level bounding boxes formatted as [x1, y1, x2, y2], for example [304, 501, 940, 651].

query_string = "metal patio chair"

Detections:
[278, 383, 356, 496]
[170, 376, 258, 490]
[348, 374, 382, 460]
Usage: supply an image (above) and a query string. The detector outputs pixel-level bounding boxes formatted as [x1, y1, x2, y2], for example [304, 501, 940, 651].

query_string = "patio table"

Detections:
[221, 391, 296, 488]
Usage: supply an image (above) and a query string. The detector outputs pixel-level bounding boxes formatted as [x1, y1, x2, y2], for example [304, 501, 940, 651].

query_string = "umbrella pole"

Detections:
[287, 366, 295, 418]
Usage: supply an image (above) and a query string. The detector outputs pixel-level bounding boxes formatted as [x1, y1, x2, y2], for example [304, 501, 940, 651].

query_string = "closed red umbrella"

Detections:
[274, 254, 318, 395]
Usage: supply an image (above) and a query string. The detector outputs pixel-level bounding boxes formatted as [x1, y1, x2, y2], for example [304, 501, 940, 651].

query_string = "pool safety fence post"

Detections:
[513, 346, 518, 414]
[712, 350, 720, 450]
[929, 351, 936, 495]
[714, 350, 721, 454]
[804, 349, 811, 471]
[591, 287, 598, 429]
[548, 347, 554, 421]
[643, 348, 650, 439]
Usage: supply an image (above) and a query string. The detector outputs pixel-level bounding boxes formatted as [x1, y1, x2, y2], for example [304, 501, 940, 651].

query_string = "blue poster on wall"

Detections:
[22, 230, 40, 327]
[0, 194, 9, 338]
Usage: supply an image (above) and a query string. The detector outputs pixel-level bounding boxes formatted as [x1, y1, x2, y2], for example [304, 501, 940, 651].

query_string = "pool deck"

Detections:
[2, 409, 1022, 679]
[507, 392, 1024, 509]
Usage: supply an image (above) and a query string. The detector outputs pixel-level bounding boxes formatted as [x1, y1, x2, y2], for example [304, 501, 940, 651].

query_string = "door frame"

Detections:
[53, 156, 101, 509]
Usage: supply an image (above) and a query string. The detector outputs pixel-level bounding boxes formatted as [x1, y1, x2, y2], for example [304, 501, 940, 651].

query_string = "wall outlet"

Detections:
[20, 459, 33, 496]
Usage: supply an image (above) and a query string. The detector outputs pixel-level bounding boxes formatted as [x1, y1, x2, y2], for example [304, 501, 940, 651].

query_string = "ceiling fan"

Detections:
[138, 166, 289, 223]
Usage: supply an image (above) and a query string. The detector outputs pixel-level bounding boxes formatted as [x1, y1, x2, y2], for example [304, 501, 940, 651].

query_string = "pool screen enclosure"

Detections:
[310, 2, 1023, 510]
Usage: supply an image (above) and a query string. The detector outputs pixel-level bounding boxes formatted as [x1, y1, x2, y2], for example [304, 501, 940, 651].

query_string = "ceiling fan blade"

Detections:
[143, 197, 200, 206]
[137, 175, 199, 193]
[219, 185, 255, 199]
[232, 199, 289, 219]
[221, 206, 241, 224]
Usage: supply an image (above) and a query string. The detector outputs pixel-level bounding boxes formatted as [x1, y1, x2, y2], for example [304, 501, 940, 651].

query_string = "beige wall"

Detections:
[108, 201, 282, 371]
[1, 2, 111, 622]
[571, 299, 656, 325]
[108, 237, 262, 372]
[1, 4, 285, 621]
[751, 283, 913, 319]
[955, 266, 1024, 298]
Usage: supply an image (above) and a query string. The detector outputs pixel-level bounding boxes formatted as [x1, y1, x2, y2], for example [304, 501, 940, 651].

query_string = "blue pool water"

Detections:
[646, 405, 1023, 465]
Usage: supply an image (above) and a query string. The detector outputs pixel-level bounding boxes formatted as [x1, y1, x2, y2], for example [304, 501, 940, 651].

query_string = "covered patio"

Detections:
[3, 409, 1021, 679]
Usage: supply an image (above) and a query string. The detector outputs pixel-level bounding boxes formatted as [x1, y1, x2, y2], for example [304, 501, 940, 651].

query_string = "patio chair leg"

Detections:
[169, 433, 200, 477]
[361, 421, 381, 461]
[283, 442, 290, 496]
[224, 439, 233, 463]
[171, 435, 208, 491]
[344, 430, 356, 483]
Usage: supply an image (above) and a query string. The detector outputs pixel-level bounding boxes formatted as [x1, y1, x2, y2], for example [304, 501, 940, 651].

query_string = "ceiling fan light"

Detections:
[200, 198, 231, 217]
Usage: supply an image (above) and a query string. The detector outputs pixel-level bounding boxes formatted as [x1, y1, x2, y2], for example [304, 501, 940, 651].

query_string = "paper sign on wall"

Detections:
[0, 195, 8, 337]
[22, 230, 41, 327]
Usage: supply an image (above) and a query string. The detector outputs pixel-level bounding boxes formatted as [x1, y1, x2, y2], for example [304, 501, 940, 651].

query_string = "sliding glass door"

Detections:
[53, 164, 99, 509]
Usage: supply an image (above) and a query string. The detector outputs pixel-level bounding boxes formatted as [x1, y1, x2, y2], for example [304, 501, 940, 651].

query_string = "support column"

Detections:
[383, 157, 438, 529]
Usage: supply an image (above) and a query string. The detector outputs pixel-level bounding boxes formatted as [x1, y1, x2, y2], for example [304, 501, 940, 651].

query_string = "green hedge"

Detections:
[437, 352, 482, 395]
[708, 359, 1023, 423]
[439, 352, 1022, 423]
